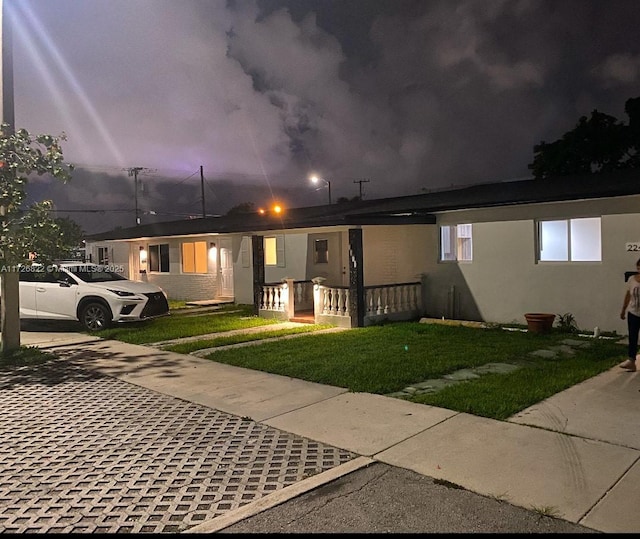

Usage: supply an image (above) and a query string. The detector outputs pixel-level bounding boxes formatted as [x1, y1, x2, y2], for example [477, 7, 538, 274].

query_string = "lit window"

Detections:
[538, 217, 601, 262]
[264, 237, 277, 266]
[149, 244, 169, 272]
[264, 235, 285, 267]
[182, 241, 208, 273]
[440, 224, 472, 261]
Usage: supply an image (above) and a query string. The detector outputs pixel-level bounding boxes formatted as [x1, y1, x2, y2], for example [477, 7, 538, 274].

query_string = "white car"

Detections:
[16, 263, 169, 331]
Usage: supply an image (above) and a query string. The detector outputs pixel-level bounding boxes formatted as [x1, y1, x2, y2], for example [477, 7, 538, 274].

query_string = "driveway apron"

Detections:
[0, 358, 357, 533]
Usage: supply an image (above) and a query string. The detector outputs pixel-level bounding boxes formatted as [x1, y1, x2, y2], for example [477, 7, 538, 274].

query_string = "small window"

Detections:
[182, 241, 208, 273]
[149, 244, 169, 273]
[97, 247, 109, 264]
[538, 217, 601, 262]
[440, 224, 472, 261]
[314, 239, 329, 264]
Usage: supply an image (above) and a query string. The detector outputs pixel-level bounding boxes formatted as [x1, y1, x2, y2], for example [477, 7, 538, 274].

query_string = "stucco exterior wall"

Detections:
[263, 233, 308, 283]
[233, 235, 254, 305]
[426, 197, 640, 334]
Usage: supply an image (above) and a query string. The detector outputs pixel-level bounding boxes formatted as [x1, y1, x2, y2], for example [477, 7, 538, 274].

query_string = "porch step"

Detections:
[186, 298, 234, 306]
[290, 311, 315, 324]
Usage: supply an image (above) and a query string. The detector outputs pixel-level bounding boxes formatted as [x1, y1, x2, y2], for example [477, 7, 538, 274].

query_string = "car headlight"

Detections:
[107, 289, 136, 297]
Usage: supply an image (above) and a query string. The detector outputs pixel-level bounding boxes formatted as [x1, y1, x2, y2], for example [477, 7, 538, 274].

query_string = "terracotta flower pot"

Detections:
[524, 313, 555, 334]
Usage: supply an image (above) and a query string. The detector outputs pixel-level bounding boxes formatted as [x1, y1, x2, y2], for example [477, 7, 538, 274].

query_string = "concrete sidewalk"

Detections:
[17, 330, 640, 533]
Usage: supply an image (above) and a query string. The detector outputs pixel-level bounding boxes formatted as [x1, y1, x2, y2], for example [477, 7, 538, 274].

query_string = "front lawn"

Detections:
[193, 322, 624, 420]
[91, 308, 626, 421]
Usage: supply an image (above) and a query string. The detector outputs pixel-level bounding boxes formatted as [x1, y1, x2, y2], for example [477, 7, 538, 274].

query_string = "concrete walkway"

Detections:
[13, 329, 640, 533]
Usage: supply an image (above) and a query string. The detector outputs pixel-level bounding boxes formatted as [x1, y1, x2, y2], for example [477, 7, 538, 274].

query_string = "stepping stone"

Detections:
[443, 369, 481, 381]
[472, 362, 521, 374]
[548, 344, 576, 356]
[530, 349, 558, 358]
[412, 379, 459, 391]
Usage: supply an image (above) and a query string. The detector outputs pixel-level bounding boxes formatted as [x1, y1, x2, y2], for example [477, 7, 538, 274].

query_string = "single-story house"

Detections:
[85, 170, 640, 334]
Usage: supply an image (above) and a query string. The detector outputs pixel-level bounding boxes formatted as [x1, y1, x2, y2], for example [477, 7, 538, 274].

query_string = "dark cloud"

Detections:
[8, 0, 640, 233]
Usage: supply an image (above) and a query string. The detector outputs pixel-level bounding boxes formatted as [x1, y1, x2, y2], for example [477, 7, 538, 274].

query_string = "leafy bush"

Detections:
[556, 312, 579, 333]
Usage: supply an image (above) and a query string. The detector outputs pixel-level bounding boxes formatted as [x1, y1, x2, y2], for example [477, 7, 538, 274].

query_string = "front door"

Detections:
[219, 241, 234, 297]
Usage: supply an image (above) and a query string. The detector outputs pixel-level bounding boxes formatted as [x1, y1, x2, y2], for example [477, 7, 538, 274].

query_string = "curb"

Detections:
[184, 456, 374, 533]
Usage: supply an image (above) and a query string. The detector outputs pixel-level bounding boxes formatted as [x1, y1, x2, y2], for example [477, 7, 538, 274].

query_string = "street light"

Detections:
[310, 175, 332, 205]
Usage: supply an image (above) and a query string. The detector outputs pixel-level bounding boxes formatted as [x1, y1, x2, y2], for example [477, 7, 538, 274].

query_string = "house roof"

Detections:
[86, 170, 640, 241]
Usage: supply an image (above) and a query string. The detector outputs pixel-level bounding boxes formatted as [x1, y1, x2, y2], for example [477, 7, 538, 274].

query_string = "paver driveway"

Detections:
[0, 358, 357, 533]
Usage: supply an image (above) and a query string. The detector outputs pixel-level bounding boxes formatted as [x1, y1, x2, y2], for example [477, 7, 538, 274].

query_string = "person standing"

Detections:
[620, 258, 640, 372]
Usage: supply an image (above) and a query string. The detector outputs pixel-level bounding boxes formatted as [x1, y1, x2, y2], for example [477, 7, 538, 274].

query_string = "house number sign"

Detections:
[626, 242, 640, 252]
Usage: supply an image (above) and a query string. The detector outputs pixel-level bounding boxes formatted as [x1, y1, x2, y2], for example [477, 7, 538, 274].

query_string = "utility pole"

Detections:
[128, 167, 143, 225]
[0, 0, 20, 352]
[200, 165, 205, 218]
[1, 0, 14, 131]
[124, 167, 154, 225]
[353, 178, 370, 199]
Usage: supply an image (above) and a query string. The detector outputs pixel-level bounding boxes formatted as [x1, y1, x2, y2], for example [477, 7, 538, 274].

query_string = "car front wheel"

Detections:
[80, 302, 112, 331]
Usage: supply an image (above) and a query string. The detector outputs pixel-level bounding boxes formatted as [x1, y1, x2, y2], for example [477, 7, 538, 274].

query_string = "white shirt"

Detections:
[627, 277, 640, 317]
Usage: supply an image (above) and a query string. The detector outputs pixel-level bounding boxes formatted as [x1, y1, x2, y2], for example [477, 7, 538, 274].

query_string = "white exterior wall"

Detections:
[86, 241, 130, 276]
[86, 236, 219, 301]
[233, 235, 254, 305]
[427, 196, 640, 334]
[263, 233, 308, 283]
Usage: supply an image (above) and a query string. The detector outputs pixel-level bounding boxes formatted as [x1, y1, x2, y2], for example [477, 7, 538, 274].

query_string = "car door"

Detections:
[33, 269, 79, 320]
[18, 269, 38, 318]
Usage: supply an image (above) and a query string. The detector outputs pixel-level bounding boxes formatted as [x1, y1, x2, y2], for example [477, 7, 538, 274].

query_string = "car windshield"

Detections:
[63, 265, 127, 283]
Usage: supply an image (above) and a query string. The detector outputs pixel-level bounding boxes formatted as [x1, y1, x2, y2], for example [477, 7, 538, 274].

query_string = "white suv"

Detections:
[16, 263, 169, 331]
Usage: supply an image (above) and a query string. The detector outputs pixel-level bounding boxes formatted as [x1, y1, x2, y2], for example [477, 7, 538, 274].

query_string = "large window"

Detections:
[440, 224, 472, 261]
[182, 241, 208, 273]
[149, 244, 169, 272]
[538, 217, 601, 262]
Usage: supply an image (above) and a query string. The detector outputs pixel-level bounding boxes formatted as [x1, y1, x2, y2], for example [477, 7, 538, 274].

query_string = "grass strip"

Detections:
[96, 307, 280, 344]
[163, 325, 333, 353]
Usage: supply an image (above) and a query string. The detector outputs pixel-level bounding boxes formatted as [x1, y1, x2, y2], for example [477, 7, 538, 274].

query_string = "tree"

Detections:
[0, 124, 74, 352]
[336, 196, 361, 204]
[528, 96, 640, 179]
[225, 201, 256, 215]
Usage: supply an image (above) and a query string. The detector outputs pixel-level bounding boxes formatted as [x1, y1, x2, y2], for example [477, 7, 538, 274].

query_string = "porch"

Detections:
[258, 279, 424, 328]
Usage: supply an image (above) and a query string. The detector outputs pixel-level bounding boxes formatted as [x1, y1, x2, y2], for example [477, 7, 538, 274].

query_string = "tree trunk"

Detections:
[1, 271, 21, 352]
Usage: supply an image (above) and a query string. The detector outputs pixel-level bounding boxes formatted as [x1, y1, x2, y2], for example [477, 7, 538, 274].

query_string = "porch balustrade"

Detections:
[260, 283, 286, 313]
[259, 280, 314, 319]
[365, 282, 422, 318]
[259, 280, 423, 327]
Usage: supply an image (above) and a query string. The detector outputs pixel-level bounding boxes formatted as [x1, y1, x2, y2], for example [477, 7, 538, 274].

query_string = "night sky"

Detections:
[8, 0, 640, 233]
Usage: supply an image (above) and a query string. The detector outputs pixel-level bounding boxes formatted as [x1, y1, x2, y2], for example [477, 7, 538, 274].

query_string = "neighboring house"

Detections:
[85, 170, 640, 333]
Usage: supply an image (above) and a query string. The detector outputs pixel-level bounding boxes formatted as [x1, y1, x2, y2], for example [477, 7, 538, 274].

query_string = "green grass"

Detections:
[163, 324, 333, 354]
[409, 343, 619, 419]
[168, 299, 188, 310]
[0, 346, 56, 368]
[92, 309, 626, 420]
[96, 304, 281, 344]
[192, 322, 624, 420]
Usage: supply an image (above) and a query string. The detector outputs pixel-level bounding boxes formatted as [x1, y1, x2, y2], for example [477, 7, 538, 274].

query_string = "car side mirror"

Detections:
[58, 281, 72, 288]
